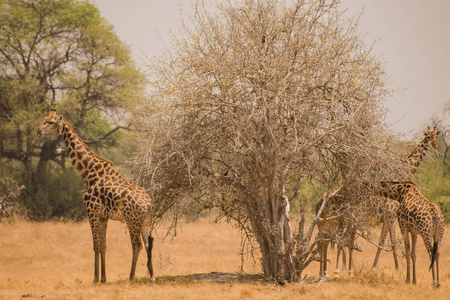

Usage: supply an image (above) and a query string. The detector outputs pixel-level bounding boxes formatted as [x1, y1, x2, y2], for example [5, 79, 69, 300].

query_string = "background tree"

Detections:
[0, 0, 146, 220]
[130, 0, 407, 282]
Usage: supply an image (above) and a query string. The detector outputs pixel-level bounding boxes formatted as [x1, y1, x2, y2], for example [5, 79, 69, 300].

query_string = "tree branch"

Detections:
[84, 125, 130, 145]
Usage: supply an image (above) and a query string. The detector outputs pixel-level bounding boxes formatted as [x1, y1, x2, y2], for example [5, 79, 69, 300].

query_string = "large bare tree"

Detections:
[130, 0, 406, 283]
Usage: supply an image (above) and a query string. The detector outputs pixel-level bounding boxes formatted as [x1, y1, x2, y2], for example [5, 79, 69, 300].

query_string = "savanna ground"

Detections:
[1, 216, 450, 299]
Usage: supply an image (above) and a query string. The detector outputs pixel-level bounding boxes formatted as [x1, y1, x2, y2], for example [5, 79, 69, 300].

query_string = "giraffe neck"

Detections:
[407, 136, 434, 175]
[59, 118, 113, 185]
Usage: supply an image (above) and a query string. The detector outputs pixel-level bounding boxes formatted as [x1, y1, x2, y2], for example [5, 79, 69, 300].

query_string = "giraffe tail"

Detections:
[429, 241, 438, 271]
[147, 236, 154, 280]
[429, 215, 439, 271]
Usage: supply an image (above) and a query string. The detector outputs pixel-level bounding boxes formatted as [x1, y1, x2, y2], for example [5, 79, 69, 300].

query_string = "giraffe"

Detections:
[406, 126, 439, 176]
[371, 127, 439, 270]
[316, 127, 440, 277]
[316, 186, 358, 278]
[375, 181, 444, 287]
[36, 109, 155, 284]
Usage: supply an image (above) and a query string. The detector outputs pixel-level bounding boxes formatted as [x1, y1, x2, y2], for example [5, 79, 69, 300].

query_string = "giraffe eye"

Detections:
[48, 121, 54, 125]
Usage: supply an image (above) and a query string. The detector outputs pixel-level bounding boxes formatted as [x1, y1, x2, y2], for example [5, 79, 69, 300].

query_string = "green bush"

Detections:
[436, 196, 450, 223]
[26, 163, 85, 221]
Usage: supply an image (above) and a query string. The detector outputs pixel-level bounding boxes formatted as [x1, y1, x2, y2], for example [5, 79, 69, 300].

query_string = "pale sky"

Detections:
[92, 0, 450, 136]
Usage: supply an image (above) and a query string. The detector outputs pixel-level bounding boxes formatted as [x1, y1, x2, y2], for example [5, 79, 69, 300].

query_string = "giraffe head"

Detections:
[424, 126, 439, 149]
[36, 109, 64, 137]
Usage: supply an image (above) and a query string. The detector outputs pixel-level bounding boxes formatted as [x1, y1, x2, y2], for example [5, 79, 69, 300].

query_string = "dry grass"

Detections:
[1, 217, 450, 299]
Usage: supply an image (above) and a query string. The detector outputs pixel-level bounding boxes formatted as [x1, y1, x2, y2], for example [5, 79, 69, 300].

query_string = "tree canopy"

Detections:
[130, 0, 408, 282]
[0, 0, 146, 220]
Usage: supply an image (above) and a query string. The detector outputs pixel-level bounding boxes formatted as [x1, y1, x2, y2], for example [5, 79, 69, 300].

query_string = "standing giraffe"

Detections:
[371, 127, 439, 270]
[316, 187, 357, 278]
[376, 181, 444, 287]
[36, 109, 155, 284]
[316, 127, 440, 277]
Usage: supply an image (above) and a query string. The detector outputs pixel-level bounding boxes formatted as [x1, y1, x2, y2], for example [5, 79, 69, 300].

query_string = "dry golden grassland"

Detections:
[1, 217, 450, 299]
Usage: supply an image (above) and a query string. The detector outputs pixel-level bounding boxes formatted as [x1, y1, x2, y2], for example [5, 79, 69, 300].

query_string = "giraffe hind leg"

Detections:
[320, 242, 329, 278]
[99, 218, 108, 283]
[429, 241, 439, 288]
[435, 245, 440, 288]
[373, 222, 389, 270]
[128, 228, 143, 282]
[141, 230, 155, 283]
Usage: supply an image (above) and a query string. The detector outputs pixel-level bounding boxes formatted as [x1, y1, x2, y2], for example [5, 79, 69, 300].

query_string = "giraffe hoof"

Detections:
[149, 277, 156, 284]
[334, 270, 340, 278]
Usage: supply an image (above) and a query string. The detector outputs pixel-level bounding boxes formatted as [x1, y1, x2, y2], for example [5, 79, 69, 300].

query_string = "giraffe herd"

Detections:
[35, 110, 444, 288]
[316, 127, 444, 287]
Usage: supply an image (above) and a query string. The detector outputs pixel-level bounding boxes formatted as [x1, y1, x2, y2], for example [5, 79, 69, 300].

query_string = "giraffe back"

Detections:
[399, 186, 444, 242]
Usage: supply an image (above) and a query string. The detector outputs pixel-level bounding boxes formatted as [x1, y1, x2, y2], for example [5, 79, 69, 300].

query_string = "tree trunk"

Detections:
[248, 187, 296, 283]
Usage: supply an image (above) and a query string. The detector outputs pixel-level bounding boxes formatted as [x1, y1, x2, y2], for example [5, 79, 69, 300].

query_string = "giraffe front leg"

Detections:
[410, 233, 417, 285]
[88, 216, 101, 284]
[348, 233, 355, 277]
[341, 245, 347, 271]
[94, 251, 100, 284]
[98, 218, 108, 283]
[388, 220, 400, 270]
[324, 242, 330, 278]
[373, 222, 389, 270]
[319, 243, 325, 277]
[435, 247, 440, 288]
[334, 245, 344, 278]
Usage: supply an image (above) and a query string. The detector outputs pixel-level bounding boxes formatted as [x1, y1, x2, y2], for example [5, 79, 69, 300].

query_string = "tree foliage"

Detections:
[0, 0, 146, 220]
[130, 0, 407, 282]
